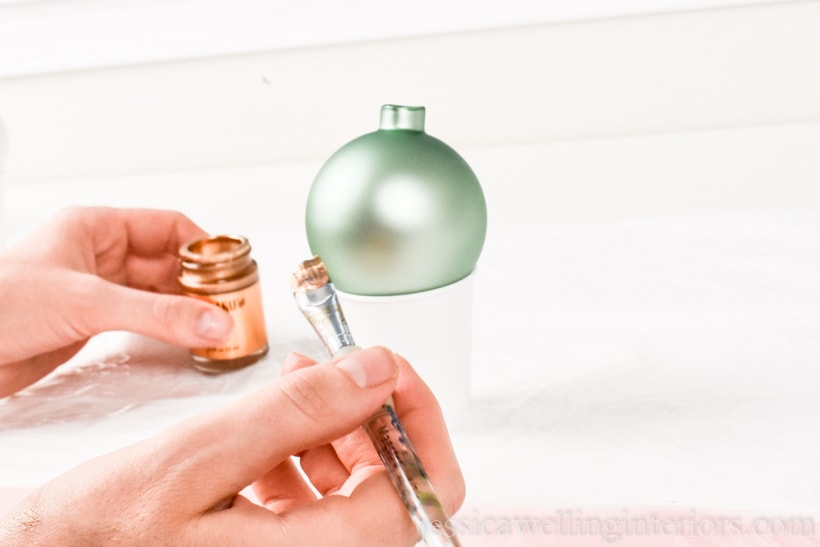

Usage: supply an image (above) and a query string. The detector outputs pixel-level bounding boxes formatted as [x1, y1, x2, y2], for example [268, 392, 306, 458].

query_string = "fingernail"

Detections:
[195, 308, 233, 340]
[336, 348, 397, 388]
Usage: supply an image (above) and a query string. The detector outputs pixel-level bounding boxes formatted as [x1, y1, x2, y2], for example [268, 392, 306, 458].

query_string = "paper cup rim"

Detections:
[336, 270, 475, 303]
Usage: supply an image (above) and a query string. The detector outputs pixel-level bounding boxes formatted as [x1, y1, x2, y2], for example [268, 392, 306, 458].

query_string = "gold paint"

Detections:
[290, 255, 330, 293]
[179, 234, 269, 373]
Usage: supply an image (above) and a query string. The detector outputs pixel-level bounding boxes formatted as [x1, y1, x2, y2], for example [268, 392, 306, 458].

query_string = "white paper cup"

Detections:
[337, 272, 475, 424]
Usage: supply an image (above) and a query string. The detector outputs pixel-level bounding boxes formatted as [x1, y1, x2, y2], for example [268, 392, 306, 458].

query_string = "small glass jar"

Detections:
[178, 234, 269, 373]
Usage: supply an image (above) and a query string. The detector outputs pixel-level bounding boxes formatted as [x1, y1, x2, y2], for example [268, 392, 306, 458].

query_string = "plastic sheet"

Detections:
[0, 332, 324, 431]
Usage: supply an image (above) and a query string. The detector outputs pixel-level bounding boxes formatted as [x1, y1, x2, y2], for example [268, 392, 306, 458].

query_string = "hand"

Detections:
[0, 206, 234, 397]
[0, 347, 466, 546]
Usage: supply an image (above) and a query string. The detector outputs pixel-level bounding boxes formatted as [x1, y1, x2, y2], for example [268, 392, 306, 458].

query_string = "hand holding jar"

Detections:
[0, 206, 234, 397]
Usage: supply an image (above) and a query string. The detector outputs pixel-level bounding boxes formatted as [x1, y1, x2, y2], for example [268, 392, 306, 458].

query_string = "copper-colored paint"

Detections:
[178, 234, 269, 373]
[290, 255, 330, 293]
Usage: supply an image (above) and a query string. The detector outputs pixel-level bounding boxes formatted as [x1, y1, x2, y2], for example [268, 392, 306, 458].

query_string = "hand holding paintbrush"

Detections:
[291, 256, 465, 546]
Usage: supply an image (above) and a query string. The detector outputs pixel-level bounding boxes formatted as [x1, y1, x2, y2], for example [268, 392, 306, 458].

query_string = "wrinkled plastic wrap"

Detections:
[0, 334, 326, 431]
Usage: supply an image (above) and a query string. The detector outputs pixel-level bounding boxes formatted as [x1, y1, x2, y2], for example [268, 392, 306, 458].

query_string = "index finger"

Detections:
[94, 207, 208, 257]
[149, 346, 400, 509]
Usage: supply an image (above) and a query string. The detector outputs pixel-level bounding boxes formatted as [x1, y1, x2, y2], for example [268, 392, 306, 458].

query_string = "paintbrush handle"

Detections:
[363, 404, 461, 547]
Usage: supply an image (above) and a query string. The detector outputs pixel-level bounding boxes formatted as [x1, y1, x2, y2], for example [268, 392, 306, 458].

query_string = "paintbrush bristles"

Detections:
[291, 256, 331, 293]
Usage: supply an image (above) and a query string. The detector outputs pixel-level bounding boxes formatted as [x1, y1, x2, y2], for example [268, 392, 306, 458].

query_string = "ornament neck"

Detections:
[379, 105, 425, 131]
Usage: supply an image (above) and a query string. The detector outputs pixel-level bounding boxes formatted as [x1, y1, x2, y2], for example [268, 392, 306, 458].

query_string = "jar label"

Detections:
[186, 282, 268, 361]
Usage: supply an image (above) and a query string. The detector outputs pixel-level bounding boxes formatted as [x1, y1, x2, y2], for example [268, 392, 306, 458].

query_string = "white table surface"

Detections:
[1, 213, 819, 544]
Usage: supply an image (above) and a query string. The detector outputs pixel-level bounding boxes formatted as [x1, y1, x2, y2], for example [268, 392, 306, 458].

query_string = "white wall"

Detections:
[1, 1, 819, 238]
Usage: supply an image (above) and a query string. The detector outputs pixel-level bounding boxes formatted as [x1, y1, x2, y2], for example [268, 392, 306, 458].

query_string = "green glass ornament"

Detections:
[306, 104, 487, 296]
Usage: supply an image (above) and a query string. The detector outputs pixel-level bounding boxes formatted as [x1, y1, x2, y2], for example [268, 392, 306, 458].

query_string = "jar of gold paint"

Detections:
[178, 234, 268, 373]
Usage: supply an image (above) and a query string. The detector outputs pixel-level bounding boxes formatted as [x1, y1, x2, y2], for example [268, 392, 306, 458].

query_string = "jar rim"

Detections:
[179, 234, 250, 266]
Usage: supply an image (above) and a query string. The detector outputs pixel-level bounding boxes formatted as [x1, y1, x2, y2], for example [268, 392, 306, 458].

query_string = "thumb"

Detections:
[156, 346, 399, 508]
[81, 277, 234, 347]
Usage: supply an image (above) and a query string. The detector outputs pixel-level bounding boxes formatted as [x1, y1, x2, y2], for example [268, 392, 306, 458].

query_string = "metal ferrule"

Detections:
[294, 282, 356, 355]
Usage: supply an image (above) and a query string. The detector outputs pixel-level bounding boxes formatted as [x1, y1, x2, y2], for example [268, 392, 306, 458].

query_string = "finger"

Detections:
[277, 352, 354, 496]
[280, 352, 449, 505]
[67, 273, 234, 347]
[154, 346, 399, 509]
[197, 469, 420, 547]
[91, 208, 208, 285]
[280, 353, 379, 471]
[327, 427, 381, 476]
[123, 253, 185, 294]
[27, 207, 207, 269]
[295, 355, 463, 503]
[390, 354, 466, 517]
[93, 207, 208, 258]
[293, 443, 350, 496]
[251, 458, 317, 513]
[280, 351, 382, 494]
[301, 356, 465, 509]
